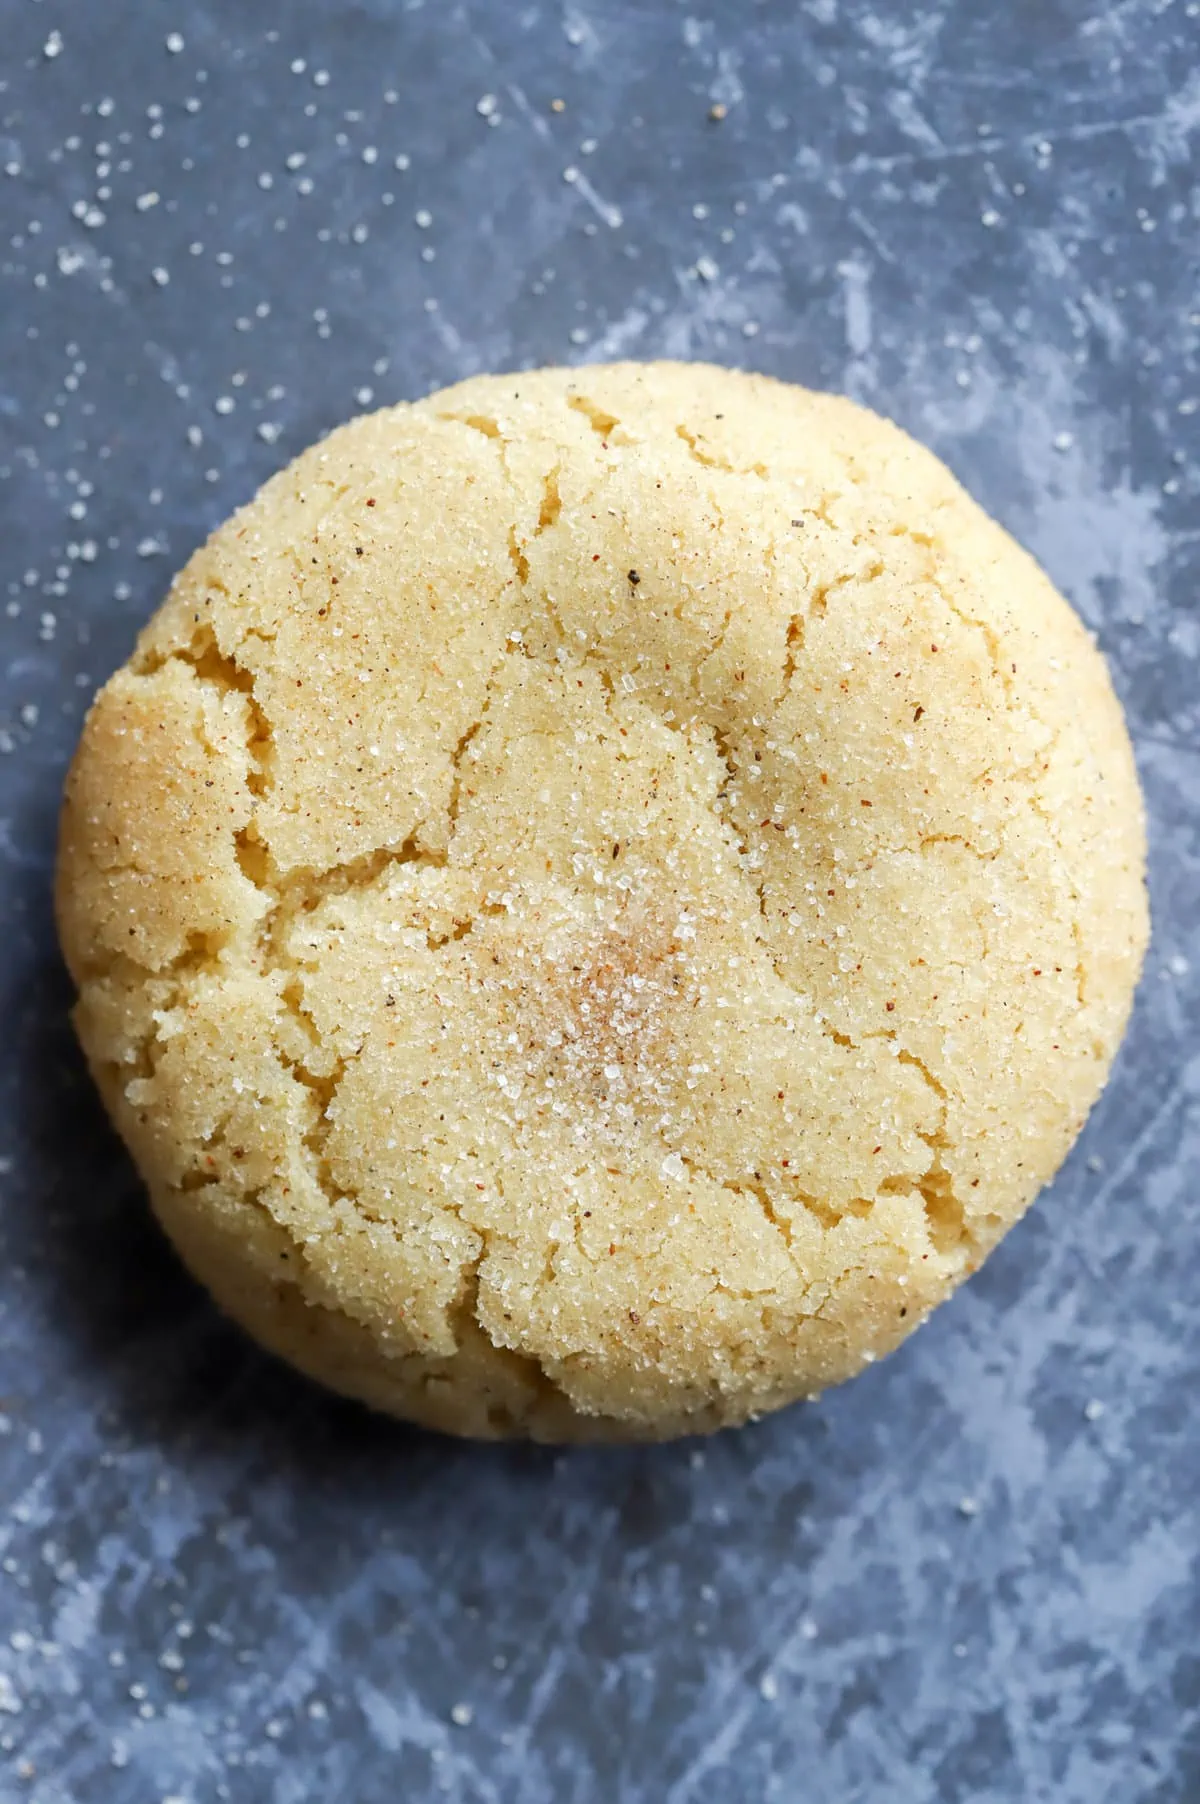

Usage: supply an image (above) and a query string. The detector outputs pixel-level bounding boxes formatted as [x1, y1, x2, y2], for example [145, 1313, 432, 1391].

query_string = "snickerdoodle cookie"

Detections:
[57, 363, 1148, 1440]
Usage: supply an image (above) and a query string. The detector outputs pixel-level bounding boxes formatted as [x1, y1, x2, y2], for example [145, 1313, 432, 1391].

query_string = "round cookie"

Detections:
[57, 362, 1148, 1442]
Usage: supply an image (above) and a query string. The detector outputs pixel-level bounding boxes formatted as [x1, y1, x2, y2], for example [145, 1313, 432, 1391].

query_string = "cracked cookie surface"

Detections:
[56, 362, 1148, 1441]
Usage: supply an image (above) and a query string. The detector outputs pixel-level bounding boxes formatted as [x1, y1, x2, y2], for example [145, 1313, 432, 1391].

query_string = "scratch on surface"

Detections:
[564, 165, 623, 230]
[495, 1502, 621, 1769]
[357, 1679, 504, 1804]
[663, 1405, 957, 1801]
[503, 80, 554, 143]
[844, 104, 1197, 176]
[1078, 1068, 1193, 1228]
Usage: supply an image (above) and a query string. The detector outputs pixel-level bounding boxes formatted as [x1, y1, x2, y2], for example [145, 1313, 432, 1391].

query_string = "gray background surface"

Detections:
[1, 2, 1198, 1800]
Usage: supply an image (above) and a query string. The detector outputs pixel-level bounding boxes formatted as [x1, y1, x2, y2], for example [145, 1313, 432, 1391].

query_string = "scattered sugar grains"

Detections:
[56, 363, 1148, 1445]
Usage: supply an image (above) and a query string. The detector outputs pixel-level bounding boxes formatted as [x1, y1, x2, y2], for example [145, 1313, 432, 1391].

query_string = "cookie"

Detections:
[57, 363, 1148, 1441]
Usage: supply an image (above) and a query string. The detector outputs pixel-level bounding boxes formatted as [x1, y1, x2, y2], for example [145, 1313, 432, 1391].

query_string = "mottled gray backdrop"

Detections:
[0, 2, 1197, 1800]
